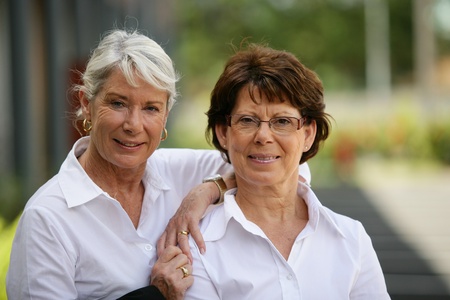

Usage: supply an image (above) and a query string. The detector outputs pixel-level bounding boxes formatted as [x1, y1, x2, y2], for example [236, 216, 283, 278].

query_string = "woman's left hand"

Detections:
[151, 246, 193, 300]
[157, 182, 218, 261]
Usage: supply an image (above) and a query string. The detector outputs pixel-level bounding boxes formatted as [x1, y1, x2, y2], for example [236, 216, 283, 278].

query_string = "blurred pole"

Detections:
[364, 0, 391, 102]
[44, 0, 71, 174]
[0, 0, 12, 175]
[413, 0, 436, 111]
[8, 0, 35, 204]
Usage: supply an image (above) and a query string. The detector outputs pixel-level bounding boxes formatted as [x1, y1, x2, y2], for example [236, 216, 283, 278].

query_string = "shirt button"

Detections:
[144, 244, 153, 251]
[286, 274, 293, 280]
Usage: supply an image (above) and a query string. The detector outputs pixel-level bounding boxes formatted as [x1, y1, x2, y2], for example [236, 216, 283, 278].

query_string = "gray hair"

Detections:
[73, 29, 179, 120]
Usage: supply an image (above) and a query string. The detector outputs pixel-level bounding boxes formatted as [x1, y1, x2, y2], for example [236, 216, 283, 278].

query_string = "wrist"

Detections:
[202, 174, 227, 205]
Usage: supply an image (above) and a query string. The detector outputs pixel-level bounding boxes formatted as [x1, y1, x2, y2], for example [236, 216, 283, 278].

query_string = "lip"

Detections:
[114, 139, 144, 148]
[248, 154, 280, 163]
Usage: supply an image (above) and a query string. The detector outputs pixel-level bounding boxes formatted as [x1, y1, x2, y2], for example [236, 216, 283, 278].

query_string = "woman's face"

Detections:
[81, 68, 169, 171]
[216, 86, 316, 188]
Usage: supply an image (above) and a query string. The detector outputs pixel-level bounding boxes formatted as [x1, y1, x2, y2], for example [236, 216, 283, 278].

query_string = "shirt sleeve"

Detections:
[153, 149, 232, 195]
[350, 225, 391, 299]
[116, 285, 165, 300]
[6, 207, 78, 299]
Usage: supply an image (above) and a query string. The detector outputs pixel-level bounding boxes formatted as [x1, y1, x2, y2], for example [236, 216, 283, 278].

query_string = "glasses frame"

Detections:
[226, 114, 305, 134]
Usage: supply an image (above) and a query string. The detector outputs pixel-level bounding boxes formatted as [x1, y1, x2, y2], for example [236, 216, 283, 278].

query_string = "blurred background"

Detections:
[1, 0, 449, 299]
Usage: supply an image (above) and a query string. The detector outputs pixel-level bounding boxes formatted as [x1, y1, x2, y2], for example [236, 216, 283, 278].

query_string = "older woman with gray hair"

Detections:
[5, 29, 238, 300]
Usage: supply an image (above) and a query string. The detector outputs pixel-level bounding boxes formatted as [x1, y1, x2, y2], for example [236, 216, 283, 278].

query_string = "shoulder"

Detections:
[18, 177, 74, 233]
[24, 175, 65, 211]
[320, 206, 369, 242]
[198, 204, 228, 241]
[152, 148, 222, 164]
[150, 148, 229, 181]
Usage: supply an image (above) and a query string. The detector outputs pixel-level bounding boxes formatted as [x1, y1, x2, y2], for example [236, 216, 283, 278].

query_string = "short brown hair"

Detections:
[206, 43, 332, 164]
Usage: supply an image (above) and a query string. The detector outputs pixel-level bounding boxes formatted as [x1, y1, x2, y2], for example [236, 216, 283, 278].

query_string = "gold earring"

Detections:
[82, 119, 92, 133]
[161, 128, 168, 141]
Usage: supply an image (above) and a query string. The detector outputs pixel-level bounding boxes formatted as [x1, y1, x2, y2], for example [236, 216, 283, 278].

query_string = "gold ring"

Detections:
[179, 266, 189, 278]
[178, 230, 189, 236]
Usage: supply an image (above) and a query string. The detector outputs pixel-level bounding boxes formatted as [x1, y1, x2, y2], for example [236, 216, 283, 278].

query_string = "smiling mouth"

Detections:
[114, 139, 142, 147]
[249, 155, 280, 161]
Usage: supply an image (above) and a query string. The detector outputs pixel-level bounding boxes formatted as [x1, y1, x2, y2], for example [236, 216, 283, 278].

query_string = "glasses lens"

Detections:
[232, 115, 259, 132]
[270, 117, 298, 133]
[230, 115, 301, 134]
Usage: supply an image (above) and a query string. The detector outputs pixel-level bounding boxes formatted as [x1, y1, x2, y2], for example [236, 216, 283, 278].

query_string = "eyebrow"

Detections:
[104, 92, 166, 104]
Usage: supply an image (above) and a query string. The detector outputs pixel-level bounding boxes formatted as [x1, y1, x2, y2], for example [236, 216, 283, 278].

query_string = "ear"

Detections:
[79, 90, 91, 120]
[163, 107, 170, 127]
[215, 122, 228, 148]
[303, 119, 317, 151]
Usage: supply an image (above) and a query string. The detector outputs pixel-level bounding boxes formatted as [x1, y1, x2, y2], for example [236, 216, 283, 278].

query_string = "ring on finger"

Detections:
[179, 266, 189, 278]
[178, 230, 189, 236]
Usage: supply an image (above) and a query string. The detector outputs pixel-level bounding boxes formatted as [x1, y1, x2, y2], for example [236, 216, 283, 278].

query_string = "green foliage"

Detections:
[0, 216, 19, 300]
[429, 120, 450, 164]
[0, 176, 23, 223]
[389, 0, 414, 81]
[174, 0, 367, 95]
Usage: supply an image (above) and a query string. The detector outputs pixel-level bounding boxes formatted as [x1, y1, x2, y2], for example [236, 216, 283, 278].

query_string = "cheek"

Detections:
[292, 139, 306, 160]
[93, 108, 122, 128]
[227, 135, 249, 162]
[144, 116, 165, 131]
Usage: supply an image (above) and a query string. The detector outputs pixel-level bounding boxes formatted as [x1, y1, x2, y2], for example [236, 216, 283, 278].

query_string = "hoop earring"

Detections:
[161, 128, 168, 141]
[82, 119, 92, 133]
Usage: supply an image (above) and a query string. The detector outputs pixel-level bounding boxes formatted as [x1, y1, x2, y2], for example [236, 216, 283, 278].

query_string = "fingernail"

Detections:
[200, 247, 206, 255]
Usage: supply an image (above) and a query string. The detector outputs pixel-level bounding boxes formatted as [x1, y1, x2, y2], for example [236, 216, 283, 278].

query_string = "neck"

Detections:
[78, 145, 145, 228]
[78, 144, 144, 194]
[235, 179, 308, 260]
[235, 177, 308, 224]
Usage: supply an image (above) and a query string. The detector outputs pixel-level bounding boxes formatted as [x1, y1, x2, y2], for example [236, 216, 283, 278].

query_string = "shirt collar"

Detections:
[297, 181, 346, 238]
[203, 181, 346, 241]
[58, 137, 106, 208]
[58, 137, 170, 208]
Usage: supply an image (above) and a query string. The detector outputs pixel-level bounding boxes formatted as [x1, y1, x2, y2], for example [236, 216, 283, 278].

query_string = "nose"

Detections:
[123, 108, 143, 134]
[253, 121, 273, 144]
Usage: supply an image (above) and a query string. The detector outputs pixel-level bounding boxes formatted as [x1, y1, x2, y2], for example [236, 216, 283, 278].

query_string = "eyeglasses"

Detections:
[226, 114, 305, 135]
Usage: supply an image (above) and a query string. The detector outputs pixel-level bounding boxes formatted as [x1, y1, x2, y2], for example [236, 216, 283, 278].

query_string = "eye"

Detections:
[144, 105, 159, 112]
[272, 117, 293, 126]
[238, 115, 258, 125]
[110, 100, 125, 108]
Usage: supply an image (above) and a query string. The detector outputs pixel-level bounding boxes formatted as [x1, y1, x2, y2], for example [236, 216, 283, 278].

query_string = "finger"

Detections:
[164, 219, 179, 249]
[158, 245, 183, 263]
[182, 275, 194, 288]
[165, 250, 190, 270]
[177, 231, 192, 262]
[177, 265, 192, 279]
[189, 223, 206, 256]
[157, 231, 167, 257]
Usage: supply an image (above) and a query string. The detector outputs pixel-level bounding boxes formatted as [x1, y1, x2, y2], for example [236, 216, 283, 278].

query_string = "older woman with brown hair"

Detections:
[184, 43, 390, 299]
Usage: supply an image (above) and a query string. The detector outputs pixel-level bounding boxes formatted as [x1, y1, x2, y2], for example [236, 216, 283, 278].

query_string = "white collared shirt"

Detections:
[185, 182, 390, 300]
[6, 137, 233, 300]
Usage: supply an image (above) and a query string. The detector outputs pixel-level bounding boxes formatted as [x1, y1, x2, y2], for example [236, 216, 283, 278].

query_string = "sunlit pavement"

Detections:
[314, 158, 450, 299]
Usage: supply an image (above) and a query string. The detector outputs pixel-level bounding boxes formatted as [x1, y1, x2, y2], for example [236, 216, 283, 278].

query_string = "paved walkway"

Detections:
[314, 159, 450, 299]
